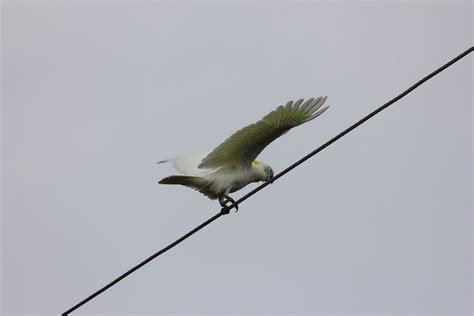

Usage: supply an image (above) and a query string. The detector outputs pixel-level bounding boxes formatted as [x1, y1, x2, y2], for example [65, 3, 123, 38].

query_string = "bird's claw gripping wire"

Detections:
[220, 195, 238, 214]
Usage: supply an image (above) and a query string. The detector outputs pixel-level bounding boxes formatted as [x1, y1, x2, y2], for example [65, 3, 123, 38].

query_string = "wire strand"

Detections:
[63, 46, 473, 315]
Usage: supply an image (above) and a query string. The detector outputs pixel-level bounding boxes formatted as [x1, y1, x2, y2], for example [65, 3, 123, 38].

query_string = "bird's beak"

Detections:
[265, 175, 274, 184]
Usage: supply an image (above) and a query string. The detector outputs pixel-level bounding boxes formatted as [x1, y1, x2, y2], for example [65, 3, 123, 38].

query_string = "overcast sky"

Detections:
[2, 1, 473, 315]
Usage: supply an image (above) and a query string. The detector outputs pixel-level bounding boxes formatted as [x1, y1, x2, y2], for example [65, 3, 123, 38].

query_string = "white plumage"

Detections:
[159, 153, 211, 176]
[158, 97, 329, 210]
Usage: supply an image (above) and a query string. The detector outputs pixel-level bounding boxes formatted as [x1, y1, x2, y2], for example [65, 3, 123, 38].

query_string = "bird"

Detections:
[158, 97, 329, 212]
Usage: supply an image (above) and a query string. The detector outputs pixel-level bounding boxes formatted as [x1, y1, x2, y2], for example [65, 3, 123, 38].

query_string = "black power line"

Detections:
[63, 46, 473, 315]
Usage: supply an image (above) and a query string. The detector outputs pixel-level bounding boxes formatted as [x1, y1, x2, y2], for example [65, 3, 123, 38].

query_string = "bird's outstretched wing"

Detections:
[198, 97, 329, 169]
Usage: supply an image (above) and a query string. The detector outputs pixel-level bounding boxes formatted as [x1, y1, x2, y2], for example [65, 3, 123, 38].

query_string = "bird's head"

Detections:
[252, 160, 274, 183]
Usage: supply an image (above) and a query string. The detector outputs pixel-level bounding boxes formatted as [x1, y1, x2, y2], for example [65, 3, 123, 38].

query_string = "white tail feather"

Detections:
[157, 153, 214, 176]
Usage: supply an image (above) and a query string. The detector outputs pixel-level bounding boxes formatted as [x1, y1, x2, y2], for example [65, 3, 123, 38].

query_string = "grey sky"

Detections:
[2, 1, 472, 315]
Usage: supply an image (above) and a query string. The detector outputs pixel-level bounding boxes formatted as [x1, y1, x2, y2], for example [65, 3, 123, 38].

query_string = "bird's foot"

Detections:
[219, 200, 230, 215]
[225, 195, 239, 212]
[219, 195, 238, 214]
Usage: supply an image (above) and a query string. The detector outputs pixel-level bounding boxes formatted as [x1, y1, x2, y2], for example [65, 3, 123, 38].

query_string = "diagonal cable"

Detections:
[63, 46, 473, 315]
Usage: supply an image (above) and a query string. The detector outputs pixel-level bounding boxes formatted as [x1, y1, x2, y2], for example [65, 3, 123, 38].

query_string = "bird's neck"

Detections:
[250, 163, 266, 182]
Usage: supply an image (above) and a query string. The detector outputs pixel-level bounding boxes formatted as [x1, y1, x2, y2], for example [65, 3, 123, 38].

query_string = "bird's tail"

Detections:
[158, 175, 218, 200]
[158, 175, 202, 186]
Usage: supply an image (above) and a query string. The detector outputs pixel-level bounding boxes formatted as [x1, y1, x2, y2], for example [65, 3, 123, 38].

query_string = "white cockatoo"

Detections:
[158, 97, 329, 211]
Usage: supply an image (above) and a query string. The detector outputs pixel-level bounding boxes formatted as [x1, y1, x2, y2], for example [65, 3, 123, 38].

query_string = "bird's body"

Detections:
[159, 154, 268, 203]
[158, 97, 329, 209]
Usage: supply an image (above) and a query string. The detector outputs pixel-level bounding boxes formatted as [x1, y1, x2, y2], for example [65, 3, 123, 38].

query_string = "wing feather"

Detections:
[198, 97, 329, 169]
[300, 97, 315, 112]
